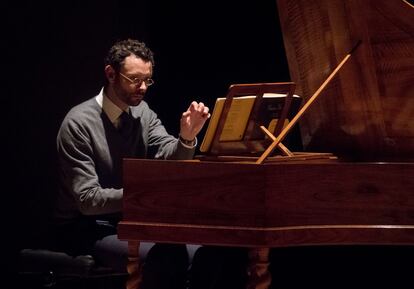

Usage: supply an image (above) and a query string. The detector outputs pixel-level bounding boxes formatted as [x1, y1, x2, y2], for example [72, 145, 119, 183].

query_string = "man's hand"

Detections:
[180, 101, 210, 141]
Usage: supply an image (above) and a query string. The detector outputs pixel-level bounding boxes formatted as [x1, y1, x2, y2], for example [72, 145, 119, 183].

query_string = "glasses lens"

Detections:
[145, 79, 154, 86]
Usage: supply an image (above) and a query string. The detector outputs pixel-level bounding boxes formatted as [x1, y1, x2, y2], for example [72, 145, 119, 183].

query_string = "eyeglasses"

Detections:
[119, 72, 154, 87]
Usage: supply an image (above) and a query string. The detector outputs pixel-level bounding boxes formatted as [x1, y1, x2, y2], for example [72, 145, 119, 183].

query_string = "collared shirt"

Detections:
[95, 89, 127, 129]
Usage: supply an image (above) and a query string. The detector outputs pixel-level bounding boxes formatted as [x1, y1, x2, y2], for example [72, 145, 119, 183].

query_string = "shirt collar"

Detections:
[95, 87, 129, 125]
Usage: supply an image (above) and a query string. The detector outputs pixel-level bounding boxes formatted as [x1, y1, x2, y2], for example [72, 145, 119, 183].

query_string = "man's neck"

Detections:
[104, 85, 128, 111]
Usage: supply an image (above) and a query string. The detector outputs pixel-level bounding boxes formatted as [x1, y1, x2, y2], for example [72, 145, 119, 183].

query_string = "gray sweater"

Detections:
[54, 94, 195, 224]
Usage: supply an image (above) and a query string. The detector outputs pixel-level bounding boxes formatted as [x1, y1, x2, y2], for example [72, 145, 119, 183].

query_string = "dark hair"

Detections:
[104, 39, 154, 72]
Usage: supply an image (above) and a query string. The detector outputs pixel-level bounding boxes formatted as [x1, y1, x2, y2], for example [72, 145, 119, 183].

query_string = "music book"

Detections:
[200, 92, 301, 153]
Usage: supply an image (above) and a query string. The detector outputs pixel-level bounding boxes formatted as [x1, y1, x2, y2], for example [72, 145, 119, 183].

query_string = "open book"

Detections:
[200, 93, 301, 153]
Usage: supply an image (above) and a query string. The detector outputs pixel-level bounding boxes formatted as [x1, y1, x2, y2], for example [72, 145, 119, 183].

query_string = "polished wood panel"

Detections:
[118, 159, 414, 247]
[277, 0, 414, 161]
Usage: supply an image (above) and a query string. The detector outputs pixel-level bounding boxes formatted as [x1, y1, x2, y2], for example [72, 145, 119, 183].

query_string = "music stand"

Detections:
[199, 82, 297, 161]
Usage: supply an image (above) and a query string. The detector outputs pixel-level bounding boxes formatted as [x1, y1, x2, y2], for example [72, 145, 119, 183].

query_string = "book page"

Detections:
[220, 97, 255, 141]
[199, 96, 255, 152]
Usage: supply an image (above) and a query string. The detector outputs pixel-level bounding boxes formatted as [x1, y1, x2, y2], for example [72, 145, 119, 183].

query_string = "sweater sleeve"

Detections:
[145, 108, 196, 160]
[57, 116, 123, 216]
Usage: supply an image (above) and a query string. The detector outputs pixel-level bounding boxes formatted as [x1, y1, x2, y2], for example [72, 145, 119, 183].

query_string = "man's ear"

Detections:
[104, 65, 116, 83]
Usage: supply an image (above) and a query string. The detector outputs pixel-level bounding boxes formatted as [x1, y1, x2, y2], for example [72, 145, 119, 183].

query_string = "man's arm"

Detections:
[145, 101, 210, 160]
[57, 116, 123, 216]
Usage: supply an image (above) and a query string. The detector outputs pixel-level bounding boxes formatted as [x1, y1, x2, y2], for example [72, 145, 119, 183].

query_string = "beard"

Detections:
[113, 81, 145, 107]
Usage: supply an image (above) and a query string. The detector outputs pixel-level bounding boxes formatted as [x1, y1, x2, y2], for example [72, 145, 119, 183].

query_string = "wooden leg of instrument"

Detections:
[126, 241, 142, 289]
[246, 247, 271, 289]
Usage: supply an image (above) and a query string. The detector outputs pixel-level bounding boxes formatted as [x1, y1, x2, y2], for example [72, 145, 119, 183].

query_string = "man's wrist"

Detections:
[179, 134, 196, 147]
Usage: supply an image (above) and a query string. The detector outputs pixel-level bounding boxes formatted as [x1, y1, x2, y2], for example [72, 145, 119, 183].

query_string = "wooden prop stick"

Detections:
[260, 125, 293, 157]
[256, 41, 361, 164]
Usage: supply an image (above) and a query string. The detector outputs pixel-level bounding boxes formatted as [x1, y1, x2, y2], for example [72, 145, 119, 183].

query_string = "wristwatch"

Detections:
[179, 135, 196, 146]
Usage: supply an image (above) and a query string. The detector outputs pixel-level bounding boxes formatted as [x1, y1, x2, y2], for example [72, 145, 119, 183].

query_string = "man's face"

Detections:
[113, 55, 153, 107]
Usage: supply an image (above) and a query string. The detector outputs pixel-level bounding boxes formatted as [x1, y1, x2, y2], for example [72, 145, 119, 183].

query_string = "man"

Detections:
[53, 38, 210, 289]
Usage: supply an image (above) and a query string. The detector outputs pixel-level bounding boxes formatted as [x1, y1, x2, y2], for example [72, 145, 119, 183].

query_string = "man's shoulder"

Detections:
[130, 101, 155, 119]
[70, 97, 99, 114]
[66, 96, 99, 116]
[62, 97, 101, 128]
